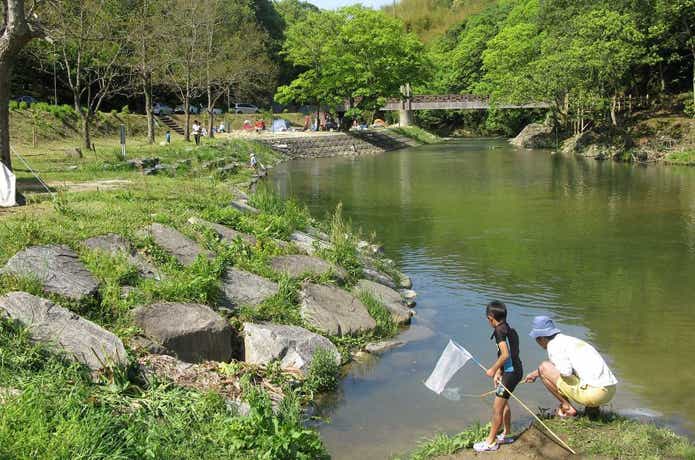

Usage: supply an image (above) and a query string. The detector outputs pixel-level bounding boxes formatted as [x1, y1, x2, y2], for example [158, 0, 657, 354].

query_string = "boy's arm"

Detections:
[485, 340, 510, 378]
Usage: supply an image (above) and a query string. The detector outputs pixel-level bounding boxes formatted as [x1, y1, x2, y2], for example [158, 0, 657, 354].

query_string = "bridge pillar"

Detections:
[399, 108, 413, 127]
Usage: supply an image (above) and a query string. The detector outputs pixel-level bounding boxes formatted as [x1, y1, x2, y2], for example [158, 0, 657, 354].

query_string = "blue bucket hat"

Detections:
[529, 315, 561, 338]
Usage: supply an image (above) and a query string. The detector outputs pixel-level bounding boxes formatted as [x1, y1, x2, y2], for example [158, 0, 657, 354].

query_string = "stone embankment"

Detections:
[259, 129, 419, 159]
[0, 195, 417, 403]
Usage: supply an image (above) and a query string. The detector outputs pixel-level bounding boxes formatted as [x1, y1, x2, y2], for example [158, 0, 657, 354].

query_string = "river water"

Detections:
[269, 138, 695, 459]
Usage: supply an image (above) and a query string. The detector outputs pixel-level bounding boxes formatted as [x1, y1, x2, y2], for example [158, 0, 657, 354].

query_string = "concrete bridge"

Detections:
[377, 94, 550, 127]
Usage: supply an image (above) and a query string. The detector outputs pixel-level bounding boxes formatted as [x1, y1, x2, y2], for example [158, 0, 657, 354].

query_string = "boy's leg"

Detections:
[538, 361, 576, 416]
[502, 404, 511, 435]
[486, 397, 508, 445]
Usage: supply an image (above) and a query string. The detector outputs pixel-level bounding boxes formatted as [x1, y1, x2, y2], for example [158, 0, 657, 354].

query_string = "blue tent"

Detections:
[272, 118, 291, 133]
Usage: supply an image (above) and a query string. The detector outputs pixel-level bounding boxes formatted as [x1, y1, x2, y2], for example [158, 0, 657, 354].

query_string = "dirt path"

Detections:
[437, 425, 575, 460]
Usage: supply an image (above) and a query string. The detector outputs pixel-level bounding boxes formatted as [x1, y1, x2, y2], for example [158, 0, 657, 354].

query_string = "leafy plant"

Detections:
[304, 347, 341, 394]
[405, 423, 489, 459]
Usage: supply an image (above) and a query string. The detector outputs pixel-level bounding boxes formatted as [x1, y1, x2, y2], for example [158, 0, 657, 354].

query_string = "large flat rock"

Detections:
[270, 255, 348, 281]
[1, 245, 99, 300]
[243, 322, 340, 374]
[289, 231, 331, 255]
[219, 267, 279, 308]
[354, 279, 412, 325]
[299, 283, 376, 336]
[230, 199, 259, 214]
[187, 217, 257, 246]
[83, 233, 161, 280]
[132, 302, 233, 363]
[0, 292, 126, 371]
[146, 223, 213, 266]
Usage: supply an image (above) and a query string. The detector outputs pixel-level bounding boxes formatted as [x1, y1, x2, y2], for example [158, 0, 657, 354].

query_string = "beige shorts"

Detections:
[556, 375, 616, 407]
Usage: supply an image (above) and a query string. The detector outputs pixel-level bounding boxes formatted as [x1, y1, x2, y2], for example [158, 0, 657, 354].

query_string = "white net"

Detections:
[425, 340, 473, 394]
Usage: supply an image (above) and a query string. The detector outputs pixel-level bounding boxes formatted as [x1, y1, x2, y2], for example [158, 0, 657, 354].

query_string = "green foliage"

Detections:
[9, 100, 19, 110]
[304, 348, 341, 394]
[390, 126, 441, 144]
[359, 291, 399, 338]
[18, 101, 29, 110]
[317, 203, 362, 280]
[403, 423, 489, 459]
[121, 105, 130, 114]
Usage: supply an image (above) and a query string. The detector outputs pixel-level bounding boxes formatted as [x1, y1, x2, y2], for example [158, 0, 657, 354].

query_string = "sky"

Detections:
[308, 0, 393, 10]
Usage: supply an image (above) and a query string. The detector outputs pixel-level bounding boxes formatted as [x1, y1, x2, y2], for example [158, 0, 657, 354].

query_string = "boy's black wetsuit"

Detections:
[490, 321, 523, 399]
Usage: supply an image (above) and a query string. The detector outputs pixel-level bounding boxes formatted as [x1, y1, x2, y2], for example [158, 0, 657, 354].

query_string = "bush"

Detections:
[304, 348, 341, 394]
[9, 100, 19, 110]
[18, 101, 29, 110]
[110, 109, 118, 117]
[684, 93, 694, 118]
[31, 102, 51, 113]
[121, 104, 130, 114]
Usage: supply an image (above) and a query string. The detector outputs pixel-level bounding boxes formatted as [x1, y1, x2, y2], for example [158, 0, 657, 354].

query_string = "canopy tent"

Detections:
[272, 118, 291, 133]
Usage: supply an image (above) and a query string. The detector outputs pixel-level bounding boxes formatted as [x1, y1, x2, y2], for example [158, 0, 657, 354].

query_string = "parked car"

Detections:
[15, 95, 37, 106]
[153, 102, 173, 115]
[212, 107, 224, 115]
[174, 104, 199, 114]
[232, 103, 259, 114]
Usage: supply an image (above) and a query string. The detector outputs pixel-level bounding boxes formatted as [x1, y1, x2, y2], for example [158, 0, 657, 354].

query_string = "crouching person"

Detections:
[525, 316, 617, 417]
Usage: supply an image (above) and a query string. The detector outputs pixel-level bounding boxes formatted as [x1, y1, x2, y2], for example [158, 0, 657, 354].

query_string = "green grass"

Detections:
[389, 126, 442, 144]
[398, 423, 489, 459]
[0, 319, 328, 460]
[665, 149, 695, 165]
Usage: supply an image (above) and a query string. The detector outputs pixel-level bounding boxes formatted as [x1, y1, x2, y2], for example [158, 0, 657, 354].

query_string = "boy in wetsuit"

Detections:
[473, 300, 523, 452]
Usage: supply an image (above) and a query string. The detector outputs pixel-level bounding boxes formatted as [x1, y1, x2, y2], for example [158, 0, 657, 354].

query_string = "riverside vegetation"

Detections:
[0, 132, 420, 458]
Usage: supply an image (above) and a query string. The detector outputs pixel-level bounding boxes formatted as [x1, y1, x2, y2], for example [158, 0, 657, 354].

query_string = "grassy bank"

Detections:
[389, 126, 442, 144]
[1, 132, 403, 457]
[400, 414, 695, 459]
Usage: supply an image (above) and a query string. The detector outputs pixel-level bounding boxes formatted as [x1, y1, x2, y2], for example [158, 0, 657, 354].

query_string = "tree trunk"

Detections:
[144, 72, 155, 144]
[0, 64, 12, 170]
[207, 83, 215, 139]
[610, 95, 618, 127]
[82, 112, 92, 150]
[184, 77, 191, 141]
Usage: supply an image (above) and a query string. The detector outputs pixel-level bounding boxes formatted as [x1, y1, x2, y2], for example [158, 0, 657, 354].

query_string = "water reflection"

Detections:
[270, 139, 695, 459]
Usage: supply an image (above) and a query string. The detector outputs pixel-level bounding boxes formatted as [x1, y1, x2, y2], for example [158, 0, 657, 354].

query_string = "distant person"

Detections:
[473, 301, 524, 452]
[165, 130, 171, 144]
[218, 122, 226, 133]
[249, 152, 258, 170]
[192, 120, 201, 145]
[525, 316, 617, 417]
[201, 127, 208, 137]
[303, 115, 311, 131]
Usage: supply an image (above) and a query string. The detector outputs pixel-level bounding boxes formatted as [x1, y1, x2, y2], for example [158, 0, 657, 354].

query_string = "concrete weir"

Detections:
[257, 130, 419, 159]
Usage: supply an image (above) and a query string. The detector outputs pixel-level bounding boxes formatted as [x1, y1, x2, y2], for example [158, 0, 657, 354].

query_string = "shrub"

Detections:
[121, 104, 130, 114]
[407, 423, 489, 459]
[31, 102, 51, 113]
[684, 93, 694, 118]
[304, 347, 341, 394]
[110, 109, 118, 117]
[9, 100, 19, 110]
[18, 101, 29, 110]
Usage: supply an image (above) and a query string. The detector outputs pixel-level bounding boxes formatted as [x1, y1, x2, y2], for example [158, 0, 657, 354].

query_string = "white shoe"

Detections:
[473, 440, 499, 452]
[496, 433, 514, 445]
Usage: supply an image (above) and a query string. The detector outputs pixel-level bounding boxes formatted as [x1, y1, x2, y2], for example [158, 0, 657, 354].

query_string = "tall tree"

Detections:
[0, 0, 44, 170]
[48, 0, 128, 150]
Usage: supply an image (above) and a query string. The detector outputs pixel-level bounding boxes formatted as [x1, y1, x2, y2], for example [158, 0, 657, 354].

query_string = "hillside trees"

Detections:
[277, 6, 427, 122]
[1, 0, 45, 170]
[47, 0, 128, 150]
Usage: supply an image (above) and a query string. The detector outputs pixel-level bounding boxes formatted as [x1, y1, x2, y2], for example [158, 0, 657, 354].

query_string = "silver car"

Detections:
[233, 103, 259, 114]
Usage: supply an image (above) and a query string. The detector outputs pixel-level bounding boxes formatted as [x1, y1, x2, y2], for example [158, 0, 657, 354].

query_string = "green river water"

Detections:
[269, 138, 695, 459]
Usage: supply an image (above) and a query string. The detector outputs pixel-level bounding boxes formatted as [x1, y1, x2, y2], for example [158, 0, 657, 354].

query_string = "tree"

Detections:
[47, 0, 128, 150]
[1, 0, 44, 170]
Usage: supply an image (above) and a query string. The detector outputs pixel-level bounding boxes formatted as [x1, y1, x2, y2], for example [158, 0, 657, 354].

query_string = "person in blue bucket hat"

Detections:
[524, 315, 618, 417]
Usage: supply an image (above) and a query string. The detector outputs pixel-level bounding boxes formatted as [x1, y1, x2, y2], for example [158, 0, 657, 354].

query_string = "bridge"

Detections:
[381, 94, 551, 111]
[373, 93, 550, 127]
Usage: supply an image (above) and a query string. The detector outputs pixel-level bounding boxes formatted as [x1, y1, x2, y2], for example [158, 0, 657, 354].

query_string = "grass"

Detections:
[665, 149, 695, 165]
[398, 423, 489, 459]
[390, 126, 442, 144]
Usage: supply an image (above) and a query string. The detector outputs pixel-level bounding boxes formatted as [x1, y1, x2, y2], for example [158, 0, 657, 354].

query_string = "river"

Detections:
[269, 138, 695, 459]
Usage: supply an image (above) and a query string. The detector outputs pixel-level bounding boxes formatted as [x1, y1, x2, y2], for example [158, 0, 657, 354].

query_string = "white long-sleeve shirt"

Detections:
[547, 334, 618, 388]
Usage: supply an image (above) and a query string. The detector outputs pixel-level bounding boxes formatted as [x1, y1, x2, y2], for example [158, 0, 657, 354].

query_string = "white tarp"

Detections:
[424, 340, 473, 394]
[0, 162, 16, 207]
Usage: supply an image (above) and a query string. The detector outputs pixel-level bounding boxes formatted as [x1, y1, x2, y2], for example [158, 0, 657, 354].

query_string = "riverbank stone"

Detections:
[365, 339, 405, 354]
[187, 217, 257, 246]
[219, 267, 279, 309]
[132, 302, 234, 363]
[361, 265, 398, 289]
[243, 322, 340, 374]
[290, 230, 331, 255]
[510, 123, 555, 149]
[145, 223, 213, 266]
[230, 199, 259, 214]
[354, 279, 412, 325]
[401, 289, 417, 307]
[270, 254, 348, 281]
[299, 283, 376, 336]
[83, 233, 161, 280]
[1, 245, 99, 300]
[0, 292, 127, 371]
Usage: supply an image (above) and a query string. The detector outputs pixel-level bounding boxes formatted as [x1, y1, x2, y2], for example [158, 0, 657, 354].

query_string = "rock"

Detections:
[306, 226, 330, 242]
[399, 324, 434, 343]
[1, 245, 99, 300]
[145, 223, 213, 266]
[560, 130, 602, 155]
[510, 123, 555, 149]
[0, 387, 21, 404]
[299, 283, 376, 336]
[398, 273, 413, 289]
[270, 255, 348, 281]
[66, 147, 83, 158]
[365, 339, 404, 354]
[354, 279, 411, 325]
[361, 266, 397, 289]
[290, 230, 331, 255]
[401, 289, 417, 308]
[187, 217, 257, 246]
[0, 292, 127, 371]
[132, 302, 234, 363]
[219, 267, 279, 308]
[83, 233, 161, 280]
[357, 240, 383, 256]
[230, 199, 259, 214]
[243, 323, 340, 374]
